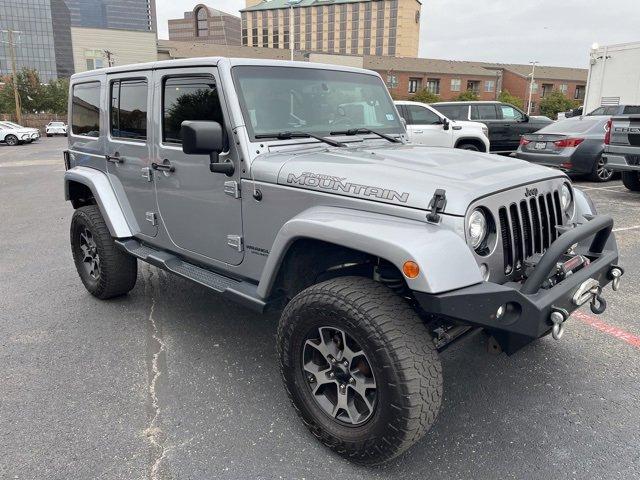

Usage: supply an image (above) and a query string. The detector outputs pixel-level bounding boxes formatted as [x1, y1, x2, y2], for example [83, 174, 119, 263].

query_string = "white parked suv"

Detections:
[46, 121, 68, 137]
[395, 100, 490, 151]
[0, 121, 40, 145]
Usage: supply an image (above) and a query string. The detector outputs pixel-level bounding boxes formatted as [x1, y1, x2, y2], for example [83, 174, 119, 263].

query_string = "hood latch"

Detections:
[427, 189, 447, 223]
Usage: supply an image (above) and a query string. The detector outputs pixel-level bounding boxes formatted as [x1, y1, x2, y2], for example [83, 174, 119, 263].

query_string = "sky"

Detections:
[155, 0, 640, 68]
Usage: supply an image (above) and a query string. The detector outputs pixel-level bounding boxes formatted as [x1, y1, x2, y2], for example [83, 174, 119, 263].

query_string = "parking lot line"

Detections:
[573, 310, 640, 349]
[613, 225, 640, 233]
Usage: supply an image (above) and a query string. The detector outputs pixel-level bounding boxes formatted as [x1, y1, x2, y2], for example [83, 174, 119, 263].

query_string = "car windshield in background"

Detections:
[233, 66, 403, 138]
[537, 117, 605, 135]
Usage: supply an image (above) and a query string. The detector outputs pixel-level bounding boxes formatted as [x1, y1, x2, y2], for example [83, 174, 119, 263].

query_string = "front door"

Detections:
[153, 68, 243, 265]
[498, 104, 529, 151]
[404, 104, 452, 147]
[105, 72, 157, 237]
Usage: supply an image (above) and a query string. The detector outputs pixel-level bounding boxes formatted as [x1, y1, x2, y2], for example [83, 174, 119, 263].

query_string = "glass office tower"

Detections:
[0, 0, 74, 81]
[63, 0, 157, 32]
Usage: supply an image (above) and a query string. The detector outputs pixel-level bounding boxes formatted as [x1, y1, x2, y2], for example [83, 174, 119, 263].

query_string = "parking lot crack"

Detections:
[143, 273, 169, 480]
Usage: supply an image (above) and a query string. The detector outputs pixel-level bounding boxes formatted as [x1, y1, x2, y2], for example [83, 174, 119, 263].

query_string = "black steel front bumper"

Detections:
[415, 215, 621, 354]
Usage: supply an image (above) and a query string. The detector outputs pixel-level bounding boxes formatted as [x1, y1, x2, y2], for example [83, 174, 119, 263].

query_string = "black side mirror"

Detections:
[181, 120, 234, 176]
[442, 117, 450, 130]
[522, 114, 530, 122]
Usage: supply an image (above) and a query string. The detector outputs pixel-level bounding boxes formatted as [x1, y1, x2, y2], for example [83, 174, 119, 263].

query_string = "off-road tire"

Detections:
[278, 276, 443, 465]
[70, 205, 137, 299]
[457, 142, 480, 151]
[5, 134, 18, 146]
[622, 171, 640, 191]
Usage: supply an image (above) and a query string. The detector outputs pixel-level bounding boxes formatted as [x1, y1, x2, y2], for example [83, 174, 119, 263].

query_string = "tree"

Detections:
[498, 89, 524, 110]
[410, 88, 440, 103]
[453, 90, 479, 101]
[539, 90, 579, 119]
[0, 68, 68, 116]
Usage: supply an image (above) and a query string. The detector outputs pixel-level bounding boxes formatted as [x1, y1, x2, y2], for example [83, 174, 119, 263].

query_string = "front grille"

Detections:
[498, 190, 564, 276]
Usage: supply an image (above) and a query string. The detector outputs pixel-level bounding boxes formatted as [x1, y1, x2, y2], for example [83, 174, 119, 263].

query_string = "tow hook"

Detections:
[572, 278, 607, 314]
[609, 267, 623, 291]
[550, 308, 568, 340]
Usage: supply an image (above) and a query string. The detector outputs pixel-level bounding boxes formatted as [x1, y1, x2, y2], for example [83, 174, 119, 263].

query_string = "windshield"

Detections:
[233, 66, 403, 139]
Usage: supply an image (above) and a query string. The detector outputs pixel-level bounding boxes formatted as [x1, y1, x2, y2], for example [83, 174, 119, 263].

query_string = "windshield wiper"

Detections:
[329, 128, 401, 143]
[254, 131, 346, 148]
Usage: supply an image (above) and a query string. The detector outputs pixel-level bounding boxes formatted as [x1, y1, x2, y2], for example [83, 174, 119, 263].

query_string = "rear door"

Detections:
[470, 104, 503, 151]
[106, 72, 157, 237]
[496, 104, 530, 152]
[404, 104, 452, 147]
[152, 67, 244, 265]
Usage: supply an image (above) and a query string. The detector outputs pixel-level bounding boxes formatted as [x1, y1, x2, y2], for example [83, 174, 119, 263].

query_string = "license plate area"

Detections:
[534, 142, 547, 150]
[625, 154, 640, 166]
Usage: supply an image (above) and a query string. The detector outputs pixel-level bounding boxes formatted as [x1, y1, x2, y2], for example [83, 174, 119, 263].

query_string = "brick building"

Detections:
[155, 41, 587, 111]
[496, 64, 587, 114]
[240, 0, 422, 58]
[169, 4, 241, 46]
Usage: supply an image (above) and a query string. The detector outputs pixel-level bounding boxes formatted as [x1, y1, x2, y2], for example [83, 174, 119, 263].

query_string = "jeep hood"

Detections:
[251, 143, 564, 216]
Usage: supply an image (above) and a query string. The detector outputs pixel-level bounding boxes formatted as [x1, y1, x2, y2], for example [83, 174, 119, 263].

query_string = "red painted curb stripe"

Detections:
[572, 310, 640, 350]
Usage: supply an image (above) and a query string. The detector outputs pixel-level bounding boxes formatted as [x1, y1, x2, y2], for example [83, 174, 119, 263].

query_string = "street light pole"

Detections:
[527, 61, 538, 115]
[1, 29, 23, 124]
[287, 0, 301, 61]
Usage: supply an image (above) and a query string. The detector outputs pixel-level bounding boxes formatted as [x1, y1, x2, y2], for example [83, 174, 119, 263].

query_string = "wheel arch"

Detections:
[257, 206, 482, 300]
[64, 166, 133, 238]
[454, 136, 487, 152]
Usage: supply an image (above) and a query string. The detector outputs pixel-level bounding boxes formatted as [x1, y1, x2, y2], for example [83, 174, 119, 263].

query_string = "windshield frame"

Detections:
[231, 65, 404, 143]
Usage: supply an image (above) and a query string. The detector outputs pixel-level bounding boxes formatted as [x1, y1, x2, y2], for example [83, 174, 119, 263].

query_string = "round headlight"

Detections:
[560, 184, 572, 212]
[468, 209, 488, 249]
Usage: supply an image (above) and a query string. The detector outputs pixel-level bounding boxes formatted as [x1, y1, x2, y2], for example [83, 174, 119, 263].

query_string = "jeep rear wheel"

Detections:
[5, 134, 18, 146]
[71, 205, 137, 299]
[622, 172, 640, 191]
[278, 276, 442, 465]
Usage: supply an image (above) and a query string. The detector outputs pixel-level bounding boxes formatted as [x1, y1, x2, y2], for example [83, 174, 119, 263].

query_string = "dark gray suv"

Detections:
[432, 101, 553, 153]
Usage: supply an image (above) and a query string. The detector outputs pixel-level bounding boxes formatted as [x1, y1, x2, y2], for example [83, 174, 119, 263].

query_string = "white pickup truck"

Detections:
[395, 100, 490, 152]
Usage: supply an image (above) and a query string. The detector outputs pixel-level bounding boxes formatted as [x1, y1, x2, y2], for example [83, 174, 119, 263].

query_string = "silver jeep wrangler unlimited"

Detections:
[64, 58, 623, 465]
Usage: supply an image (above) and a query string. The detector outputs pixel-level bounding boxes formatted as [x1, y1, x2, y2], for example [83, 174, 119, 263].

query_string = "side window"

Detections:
[72, 81, 101, 137]
[590, 107, 605, 116]
[604, 106, 619, 115]
[623, 106, 640, 115]
[500, 105, 523, 121]
[471, 105, 499, 120]
[163, 76, 223, 144]
[110, 79, 148, 141]
[434, 105, 466, 120]
[406, 105, 441, 125]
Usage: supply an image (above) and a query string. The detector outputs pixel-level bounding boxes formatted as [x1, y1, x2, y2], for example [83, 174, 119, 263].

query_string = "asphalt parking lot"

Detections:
[1, 136, 639, 480]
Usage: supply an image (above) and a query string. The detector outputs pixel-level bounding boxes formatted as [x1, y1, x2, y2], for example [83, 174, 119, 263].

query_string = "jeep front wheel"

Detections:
[70, 205, 137, 299]
[278, 276, 442, 465]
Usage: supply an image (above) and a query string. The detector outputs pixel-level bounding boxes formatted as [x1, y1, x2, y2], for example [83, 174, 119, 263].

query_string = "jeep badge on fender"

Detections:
[64, 57, 623, 465]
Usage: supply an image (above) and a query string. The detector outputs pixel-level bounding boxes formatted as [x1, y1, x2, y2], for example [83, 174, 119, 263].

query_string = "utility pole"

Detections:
[103, 50, 114, 67]
[287, 0, 301, 61]
[1, 29, 23, 124]
[527, 61, 539, 115]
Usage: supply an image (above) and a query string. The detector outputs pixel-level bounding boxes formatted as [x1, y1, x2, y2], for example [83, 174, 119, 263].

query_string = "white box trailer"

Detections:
[584, 41, 640, 113]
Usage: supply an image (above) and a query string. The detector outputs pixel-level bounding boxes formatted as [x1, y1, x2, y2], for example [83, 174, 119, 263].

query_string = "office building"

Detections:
[169, 4, 241, 46]
[240, 0, 422, 58]
[0, 0, 74, 82]
[63, 0, 157, 32]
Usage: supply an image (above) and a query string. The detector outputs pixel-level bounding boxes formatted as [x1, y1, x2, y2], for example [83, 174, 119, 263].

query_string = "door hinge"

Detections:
[227, 235, 243, 252]
[141, 166, 153, 182]
[224, 180, 241, 198]
[145, 212, 157, 226]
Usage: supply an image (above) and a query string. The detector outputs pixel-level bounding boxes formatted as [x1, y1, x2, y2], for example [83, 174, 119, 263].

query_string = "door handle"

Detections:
[106, 153, 123, 163]
[413, 130, 424, 134]
[151, 161, 175, 173]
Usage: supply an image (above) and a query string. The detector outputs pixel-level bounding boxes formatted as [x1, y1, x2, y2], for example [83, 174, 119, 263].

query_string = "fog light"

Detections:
[496, 304, 506, 319]
[402, 261, 420, 279]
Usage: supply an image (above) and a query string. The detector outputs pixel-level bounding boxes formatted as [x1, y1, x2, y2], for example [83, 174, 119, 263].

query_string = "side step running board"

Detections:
[115, 238, 267, 313]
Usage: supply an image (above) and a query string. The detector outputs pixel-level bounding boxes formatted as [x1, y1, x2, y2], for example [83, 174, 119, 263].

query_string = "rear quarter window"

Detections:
[623, 106, 640, 115]
[72, 82, 101, 137]
[432, 104, 467, 120]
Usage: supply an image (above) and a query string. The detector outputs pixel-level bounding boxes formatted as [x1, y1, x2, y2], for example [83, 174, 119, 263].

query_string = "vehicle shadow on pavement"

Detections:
[130, 265, 588, 479]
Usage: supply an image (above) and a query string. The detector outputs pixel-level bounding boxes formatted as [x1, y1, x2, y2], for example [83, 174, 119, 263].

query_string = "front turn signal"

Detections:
[402, 261, 420, 279]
